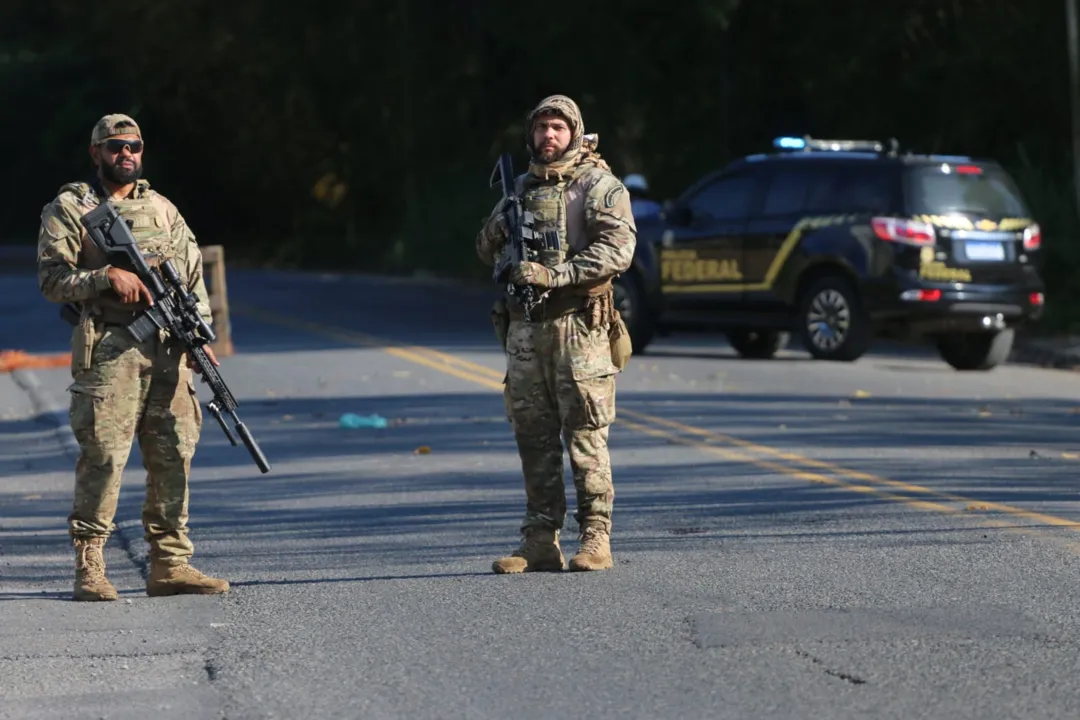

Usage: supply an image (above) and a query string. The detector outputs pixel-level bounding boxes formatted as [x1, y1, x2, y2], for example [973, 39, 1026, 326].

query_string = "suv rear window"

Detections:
[904, 164, 1031, 217]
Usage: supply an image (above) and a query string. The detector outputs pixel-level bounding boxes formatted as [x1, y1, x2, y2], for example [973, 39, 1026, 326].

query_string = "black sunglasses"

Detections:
[101, 138, 143, 154]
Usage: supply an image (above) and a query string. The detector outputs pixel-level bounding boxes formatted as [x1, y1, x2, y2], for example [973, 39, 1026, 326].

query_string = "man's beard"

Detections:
[535, 146, 561, 164]
[101, 159, 142, 184]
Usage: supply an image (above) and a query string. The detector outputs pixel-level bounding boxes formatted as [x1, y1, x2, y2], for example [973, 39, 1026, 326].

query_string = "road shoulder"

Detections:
[0, 367, 228, 719]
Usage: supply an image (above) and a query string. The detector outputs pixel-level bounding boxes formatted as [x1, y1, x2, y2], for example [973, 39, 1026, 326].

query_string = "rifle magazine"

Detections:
[127, 311, 162, 343]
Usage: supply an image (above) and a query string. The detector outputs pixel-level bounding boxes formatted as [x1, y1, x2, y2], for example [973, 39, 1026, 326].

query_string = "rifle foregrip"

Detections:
[207, 400, 238, 445]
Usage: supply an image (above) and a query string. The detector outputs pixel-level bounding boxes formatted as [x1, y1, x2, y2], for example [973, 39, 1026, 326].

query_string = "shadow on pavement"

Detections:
[5, 268, 1080, 597]
[6, 386, 1080, 594]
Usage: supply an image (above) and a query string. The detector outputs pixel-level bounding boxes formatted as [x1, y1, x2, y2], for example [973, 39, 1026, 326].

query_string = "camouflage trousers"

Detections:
[503, 310, 619, 534]
[67, 323, 203, 565]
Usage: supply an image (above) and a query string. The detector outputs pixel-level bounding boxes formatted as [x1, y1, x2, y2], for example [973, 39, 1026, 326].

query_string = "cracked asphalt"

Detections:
[4, 269, 1080, 719]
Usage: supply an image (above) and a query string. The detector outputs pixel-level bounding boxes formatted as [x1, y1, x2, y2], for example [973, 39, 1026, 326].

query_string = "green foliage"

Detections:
[0, 0, 1076, 331]
[1009, 143, 1080, 333]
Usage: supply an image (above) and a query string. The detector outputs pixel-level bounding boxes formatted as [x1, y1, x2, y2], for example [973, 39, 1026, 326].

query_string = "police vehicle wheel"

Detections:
[935, 329, 1014, 371]
[798, 275, 871, 362]
[613, 271, 654, 354]
[728, 329, 788, 359]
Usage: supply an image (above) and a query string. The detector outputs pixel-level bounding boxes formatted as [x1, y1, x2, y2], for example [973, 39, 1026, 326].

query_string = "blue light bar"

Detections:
[774, 136, 806, 150]
[772, 135, 898, 155]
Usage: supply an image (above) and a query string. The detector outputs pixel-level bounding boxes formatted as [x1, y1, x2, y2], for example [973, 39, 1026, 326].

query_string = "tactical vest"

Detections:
[509, 167, 614, 320]
[518, 174, 570, 269]
[70, 181, 177, 324]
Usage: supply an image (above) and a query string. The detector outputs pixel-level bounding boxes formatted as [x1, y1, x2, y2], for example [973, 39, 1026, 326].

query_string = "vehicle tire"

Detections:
[797, 274, 872, 362]
[612, 270, 655, 354]
[935, 328, 1014, 371]
[728, 329, 789, 359]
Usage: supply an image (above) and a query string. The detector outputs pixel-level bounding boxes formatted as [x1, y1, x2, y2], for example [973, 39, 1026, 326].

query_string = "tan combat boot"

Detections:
[73, 537, 119, 601]
[568, 525, 613, 571]
[492, 528, 565, 574]
[146, 562, 230, 597]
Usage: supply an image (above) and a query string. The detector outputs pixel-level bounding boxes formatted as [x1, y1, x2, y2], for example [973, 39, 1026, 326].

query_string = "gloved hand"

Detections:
[492, 212, 510, 239]
[478, 212, 510, 259]
[511, 261, 557, 288]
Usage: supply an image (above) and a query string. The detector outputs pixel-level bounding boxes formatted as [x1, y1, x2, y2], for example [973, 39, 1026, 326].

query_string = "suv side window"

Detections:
[686, 171, 759, 221]
[805, 164, 899, 214]
[837, 165, 898, 214]
[760, 166, 817, 217]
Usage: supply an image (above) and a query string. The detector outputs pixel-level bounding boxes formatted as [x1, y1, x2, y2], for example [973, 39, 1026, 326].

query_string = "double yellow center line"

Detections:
[237, 305, 1080, 549]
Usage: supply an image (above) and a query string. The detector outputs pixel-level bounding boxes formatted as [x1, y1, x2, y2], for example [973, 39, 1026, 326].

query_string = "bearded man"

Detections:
[476, 95, 637, 574]
[36, 113, 228, 600]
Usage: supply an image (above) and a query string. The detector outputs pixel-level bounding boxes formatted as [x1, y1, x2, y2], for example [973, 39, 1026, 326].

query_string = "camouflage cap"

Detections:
[90, 113, 142, 144]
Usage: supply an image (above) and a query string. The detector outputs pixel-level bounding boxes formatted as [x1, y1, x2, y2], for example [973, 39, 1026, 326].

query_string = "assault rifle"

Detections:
[488, 152, 559, 321]
[69, 201, 271, 474]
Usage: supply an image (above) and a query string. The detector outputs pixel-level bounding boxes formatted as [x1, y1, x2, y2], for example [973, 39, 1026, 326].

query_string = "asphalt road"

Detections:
[4, 268, 1080, 719]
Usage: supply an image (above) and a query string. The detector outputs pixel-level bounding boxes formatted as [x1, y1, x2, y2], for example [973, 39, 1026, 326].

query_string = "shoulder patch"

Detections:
[76, 189, 98, 209]
[56, 182, 94, 206]
[54, 187, 97, 215]
[603, 184, 624, 209]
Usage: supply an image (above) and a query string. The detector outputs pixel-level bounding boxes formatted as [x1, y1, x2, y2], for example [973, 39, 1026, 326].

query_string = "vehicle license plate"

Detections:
[965, 241, 1005, 261]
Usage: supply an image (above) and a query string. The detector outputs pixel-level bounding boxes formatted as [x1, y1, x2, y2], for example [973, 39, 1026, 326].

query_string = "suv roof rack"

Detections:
[773, 135, 900, 157]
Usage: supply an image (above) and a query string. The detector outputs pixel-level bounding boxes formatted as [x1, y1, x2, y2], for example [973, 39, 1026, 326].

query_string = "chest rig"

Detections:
[504, 167, 608, 324]
[517, 170, 580, 270]
[73, 181, 179, 323]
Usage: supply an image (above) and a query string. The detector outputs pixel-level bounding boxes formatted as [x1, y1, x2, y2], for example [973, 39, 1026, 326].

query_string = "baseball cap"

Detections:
[90, 114, 142, 145]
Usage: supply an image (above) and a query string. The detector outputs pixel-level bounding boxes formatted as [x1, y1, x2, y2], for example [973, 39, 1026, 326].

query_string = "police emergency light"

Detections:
[773, 136, 806, 150]
[773, 135, 899, 156]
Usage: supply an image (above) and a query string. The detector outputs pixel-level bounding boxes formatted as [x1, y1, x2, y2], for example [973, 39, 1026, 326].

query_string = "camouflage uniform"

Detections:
[37, 114, 228, 599]
[477, 95, 636, 573]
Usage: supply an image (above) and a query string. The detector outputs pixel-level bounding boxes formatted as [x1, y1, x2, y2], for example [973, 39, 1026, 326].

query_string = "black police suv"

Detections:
[613, 135, 1045, 370]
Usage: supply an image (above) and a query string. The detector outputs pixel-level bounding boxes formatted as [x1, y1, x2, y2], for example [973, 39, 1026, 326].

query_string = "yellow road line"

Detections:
[235, 305, 1080, 541]
[619, 417, 960, 515]
[617, 409, 1080, 532]
[237, 306, 506, 390]
[374, 341, 1080, 532]
[384, 343, 1080, 527]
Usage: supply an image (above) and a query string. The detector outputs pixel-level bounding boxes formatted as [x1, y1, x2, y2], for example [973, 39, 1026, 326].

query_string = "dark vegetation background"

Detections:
[2, 1, 1076, 330]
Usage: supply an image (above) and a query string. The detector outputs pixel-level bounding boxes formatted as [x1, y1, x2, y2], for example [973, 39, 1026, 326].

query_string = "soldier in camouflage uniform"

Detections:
[36, 114, 230, 601]
[476, 95, 636, 573]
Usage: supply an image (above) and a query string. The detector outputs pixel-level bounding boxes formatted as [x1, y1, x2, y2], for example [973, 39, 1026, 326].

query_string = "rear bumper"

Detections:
[867, 277, 1045, 333]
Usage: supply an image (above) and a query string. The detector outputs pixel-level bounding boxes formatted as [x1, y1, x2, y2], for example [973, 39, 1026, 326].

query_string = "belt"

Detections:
[507, 307, 581, 322]
[507, 298, 584, 322]
[506, 285, 615, 323]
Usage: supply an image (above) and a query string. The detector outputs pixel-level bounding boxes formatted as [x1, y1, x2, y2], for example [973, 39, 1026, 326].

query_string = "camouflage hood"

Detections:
[525, 94, 610, 180]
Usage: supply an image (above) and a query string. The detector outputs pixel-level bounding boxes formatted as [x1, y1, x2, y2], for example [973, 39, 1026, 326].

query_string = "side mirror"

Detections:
[662, 200, 691, 226]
